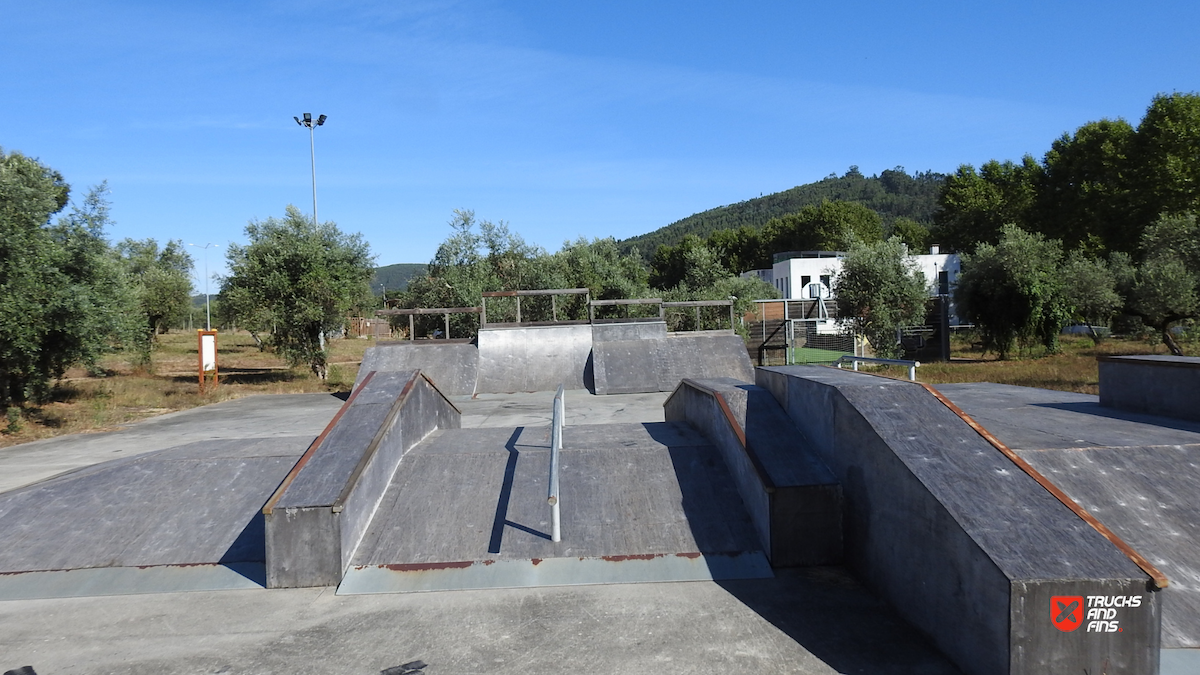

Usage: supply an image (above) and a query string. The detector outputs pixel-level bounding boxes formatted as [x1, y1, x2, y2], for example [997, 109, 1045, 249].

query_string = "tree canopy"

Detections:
[219, 206, 374, 379]
[954, 226, 1072, 359]
[1, 152, 138, 405]
[934, 92, 1200, 256]
[832, 237, 928, 359]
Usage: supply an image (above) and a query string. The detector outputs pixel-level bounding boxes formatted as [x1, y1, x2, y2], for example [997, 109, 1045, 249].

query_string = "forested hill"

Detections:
[619, 166, 945, 258]
[372, 263, 428, 293]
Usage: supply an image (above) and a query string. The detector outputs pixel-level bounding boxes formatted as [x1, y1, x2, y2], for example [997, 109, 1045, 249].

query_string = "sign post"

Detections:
[198, 330, 218, 393]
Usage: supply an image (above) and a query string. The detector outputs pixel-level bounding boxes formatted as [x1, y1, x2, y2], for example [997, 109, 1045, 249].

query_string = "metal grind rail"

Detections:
[835, 355, 920, 381]
[548, 384, 564, 543]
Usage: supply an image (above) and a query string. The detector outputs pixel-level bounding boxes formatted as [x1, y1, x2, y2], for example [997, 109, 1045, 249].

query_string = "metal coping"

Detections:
[667, 379, 776, 492]
[261, 371, 377, 516]
[920, 381, 1170, 590]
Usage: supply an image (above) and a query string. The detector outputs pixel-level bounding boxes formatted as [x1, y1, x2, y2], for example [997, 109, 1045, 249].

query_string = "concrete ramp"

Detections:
[0, 437, 313, 599]
[475, 324, 594, 393]
[592, 333, 755, 395]
[354, 341, 478, 396]
[338, 423, 772, 593]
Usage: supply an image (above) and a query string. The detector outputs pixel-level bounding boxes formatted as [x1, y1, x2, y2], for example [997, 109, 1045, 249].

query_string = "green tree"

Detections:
[889, 217, 930, 252]
[1132, 93, 1200, 225]
[762, 200, 884, 254]
[1, 153, 136, 405]
[117, 238, 194, 339]
[1121, 213, 1200, 354]
[220, 206, 374, 379]
[832, 237, 929, 358]
[954, 225, 1071, 359]
[1037, 119, 1137, 253]
[933, 157, 1040, 252]
[1060, 251, 1123, 342]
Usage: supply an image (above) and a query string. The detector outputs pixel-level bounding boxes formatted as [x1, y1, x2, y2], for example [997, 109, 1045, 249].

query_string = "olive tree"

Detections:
[954, 225, 1072, 359]
[833, 237, 928, 359]
[220, 206, 373, 379]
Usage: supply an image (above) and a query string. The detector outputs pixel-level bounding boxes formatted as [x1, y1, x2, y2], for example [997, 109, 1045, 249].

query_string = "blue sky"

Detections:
[3, 1, 1197, 286]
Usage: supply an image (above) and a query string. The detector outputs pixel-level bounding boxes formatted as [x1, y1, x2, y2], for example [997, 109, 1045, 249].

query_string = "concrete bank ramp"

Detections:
[757, 366, 1163, 675]
[338, 422, 771, 593]
[355, 321, 754, 396]
[0, 436, 315, 599]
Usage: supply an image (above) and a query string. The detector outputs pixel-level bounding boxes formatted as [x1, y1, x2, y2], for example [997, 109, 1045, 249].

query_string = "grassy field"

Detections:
[0, 331, 372, 449]
[865, 333, 1197, 392]
[2, 331, 1195, 449]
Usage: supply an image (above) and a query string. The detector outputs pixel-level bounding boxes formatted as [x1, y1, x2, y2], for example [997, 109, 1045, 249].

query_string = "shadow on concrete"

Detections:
[647, 417, 961, 673]
[1032, 401, 1200, 434]
[716, 568, 963, 674]
[488, 427, 550, 554]
[221, 512, 266, 564]
[170, 368, 298, 386]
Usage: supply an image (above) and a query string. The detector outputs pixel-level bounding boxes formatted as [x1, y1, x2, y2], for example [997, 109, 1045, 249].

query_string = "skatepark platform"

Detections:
[936, 382, 1200, 650]
[4, 351, 1197, 673]
[758, 366, 1162, 675]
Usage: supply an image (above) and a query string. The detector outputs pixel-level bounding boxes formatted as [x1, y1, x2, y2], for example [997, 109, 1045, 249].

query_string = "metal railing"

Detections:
[548, 384, 564, 543]
[836, 355, 921, 381]
[375, 306, 482, 340]
[481, 289, 591, 326]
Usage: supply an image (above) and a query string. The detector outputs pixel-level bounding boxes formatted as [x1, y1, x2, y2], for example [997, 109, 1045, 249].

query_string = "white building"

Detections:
[743, 246, 960, 301]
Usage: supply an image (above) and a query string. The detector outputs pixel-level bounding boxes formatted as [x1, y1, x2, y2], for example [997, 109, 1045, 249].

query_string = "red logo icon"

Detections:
[1052, 596, 1084, 632]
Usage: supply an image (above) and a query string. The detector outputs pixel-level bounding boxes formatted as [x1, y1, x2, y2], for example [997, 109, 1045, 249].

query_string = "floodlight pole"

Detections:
[188, 243, 220, 331]
[294, 113, 327, 227]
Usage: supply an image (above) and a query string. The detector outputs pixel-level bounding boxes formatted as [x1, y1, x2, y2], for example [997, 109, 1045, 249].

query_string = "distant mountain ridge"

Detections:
[619, 166, 945, 259]
[372, 263, 427, 293]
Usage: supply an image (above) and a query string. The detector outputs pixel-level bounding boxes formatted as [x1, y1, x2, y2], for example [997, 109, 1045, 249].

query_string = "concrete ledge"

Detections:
[664, 378, 842, 567]
[757, 366, 1160, 675]
[1099, 355, 1200, 422]
[262, 371, 460, 588]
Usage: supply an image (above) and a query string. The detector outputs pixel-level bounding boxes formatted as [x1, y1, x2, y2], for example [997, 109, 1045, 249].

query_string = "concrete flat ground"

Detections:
[938, 382, 1200, 653]
[0, 568, 964, 675]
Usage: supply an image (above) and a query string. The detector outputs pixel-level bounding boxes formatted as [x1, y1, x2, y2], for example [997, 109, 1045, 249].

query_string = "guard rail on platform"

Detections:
[375, 307, 482, 340]
[548, 385, 564, 543]
[482, 288, 591, 326]
[836, 355, 920, 381]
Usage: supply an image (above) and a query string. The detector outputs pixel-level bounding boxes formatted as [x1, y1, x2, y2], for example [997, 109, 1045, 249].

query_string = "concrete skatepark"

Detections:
[1, 321, 1199, 674]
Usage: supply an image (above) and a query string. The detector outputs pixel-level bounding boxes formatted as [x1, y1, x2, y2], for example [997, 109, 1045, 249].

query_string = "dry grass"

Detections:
[4, 329, 1195, 448]
[1, 331, 373, 448]
[858, 333, 1198, 394]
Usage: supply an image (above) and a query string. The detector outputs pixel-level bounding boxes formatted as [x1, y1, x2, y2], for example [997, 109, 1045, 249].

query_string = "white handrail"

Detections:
[548, 384, 564, 542]
[835, 355, 921, 381]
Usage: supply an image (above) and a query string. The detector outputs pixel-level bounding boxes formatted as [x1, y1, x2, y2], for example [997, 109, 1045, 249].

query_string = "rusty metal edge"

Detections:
[919, 381, 1170, 590]
[333, 371, 421, 510]
[670, 379, 776, 492]
[261, 371, 377, 516]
